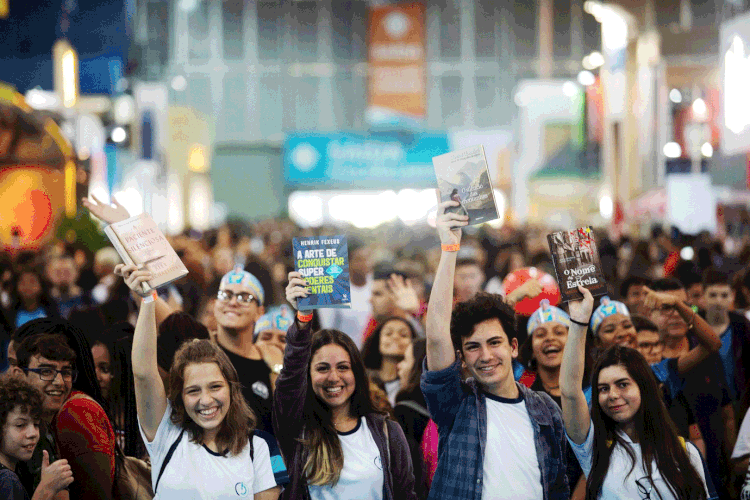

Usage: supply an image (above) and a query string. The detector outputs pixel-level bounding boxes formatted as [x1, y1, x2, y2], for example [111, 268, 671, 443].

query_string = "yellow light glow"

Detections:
[61, 50, 78, 108]
[188, 145, 208, 172]
[65, 160, 76, 217]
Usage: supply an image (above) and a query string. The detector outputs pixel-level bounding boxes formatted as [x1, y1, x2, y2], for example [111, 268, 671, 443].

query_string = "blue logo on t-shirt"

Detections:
[235, 482, 248, 496]
[374, 456, 382, 470]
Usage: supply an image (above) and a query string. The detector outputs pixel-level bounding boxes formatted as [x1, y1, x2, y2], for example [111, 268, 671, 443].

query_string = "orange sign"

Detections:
[368, 2, 426, 122]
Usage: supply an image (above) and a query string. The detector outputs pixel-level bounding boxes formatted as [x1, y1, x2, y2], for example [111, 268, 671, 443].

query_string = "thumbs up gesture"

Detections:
[36, 450, 74, 498]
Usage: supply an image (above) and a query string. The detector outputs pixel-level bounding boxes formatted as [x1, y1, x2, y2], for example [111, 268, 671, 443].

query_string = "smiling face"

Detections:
[23, 356, 73, 417]
[310, 343, 356, 412]
[181, 362, 231, 437]
[460, 318, 518, 394]
[597, 364, 642, 426]
[530, 321, 568, 370]
[379, 318, 413, 359]
[597, 313, 637, 349]
[0, 407, 40, 467]
[213, 283, 262, 333]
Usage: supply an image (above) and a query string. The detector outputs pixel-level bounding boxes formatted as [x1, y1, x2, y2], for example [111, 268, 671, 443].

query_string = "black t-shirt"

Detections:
[529, 376, 562, 409]
[672, 351, 731, 496]
[218, 344, 274, 435]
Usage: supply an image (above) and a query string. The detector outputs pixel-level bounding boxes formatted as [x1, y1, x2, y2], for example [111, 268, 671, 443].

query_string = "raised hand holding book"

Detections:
[104, 213, 188, 295]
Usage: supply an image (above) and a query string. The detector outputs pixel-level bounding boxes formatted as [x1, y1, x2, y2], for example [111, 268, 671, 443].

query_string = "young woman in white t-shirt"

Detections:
[120, 264, 287, 500]
[561, 285, 713, 500]
[275, 272, 416, 500]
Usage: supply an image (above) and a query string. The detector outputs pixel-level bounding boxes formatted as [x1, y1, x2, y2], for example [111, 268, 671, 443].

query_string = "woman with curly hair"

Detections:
[121, 263, 288, 499]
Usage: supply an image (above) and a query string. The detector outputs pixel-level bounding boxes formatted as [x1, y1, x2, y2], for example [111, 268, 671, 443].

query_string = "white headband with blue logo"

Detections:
[590, 296, 630, 334]
[254, 305, 294, 334]
[527, 299, 571, 335]
[220, 266, 265, 305]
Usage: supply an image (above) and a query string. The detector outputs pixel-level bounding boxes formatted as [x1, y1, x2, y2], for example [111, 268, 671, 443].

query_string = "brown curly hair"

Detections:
[167, 339, 255, 456]
[0, 377, 43, 447]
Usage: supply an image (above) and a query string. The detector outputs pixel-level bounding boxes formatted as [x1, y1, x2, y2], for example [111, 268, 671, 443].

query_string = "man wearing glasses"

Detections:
[213, 267, 283, 435]
[10, 331, 115, 499]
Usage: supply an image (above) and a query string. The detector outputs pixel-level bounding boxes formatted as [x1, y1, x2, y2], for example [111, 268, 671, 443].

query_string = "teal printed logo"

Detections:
[235, 482, 248, 497]
[326, 264, 343, 278]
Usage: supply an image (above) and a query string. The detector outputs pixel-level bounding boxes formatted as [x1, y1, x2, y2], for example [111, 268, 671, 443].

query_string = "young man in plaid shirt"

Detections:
[420, 202, 576, 500]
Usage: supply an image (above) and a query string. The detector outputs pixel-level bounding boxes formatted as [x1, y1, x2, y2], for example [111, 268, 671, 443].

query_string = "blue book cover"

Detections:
[293, 235, 351, 310]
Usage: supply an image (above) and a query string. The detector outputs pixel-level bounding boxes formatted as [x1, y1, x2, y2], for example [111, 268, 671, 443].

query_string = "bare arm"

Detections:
[122, 264, 168, 442]
[689, 424, 707, 459]
[254, 486, 281, 500]
[642, 287, 722, 374]
[560, 286, 594, 445]
[724, 404, 738, 461]
[425, 201, 468, 372]
[569, 475, 586, 500]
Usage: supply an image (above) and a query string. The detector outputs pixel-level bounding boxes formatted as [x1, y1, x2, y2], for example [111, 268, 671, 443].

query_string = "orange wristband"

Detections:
[297, 311, 314, 323]
[441, 243, 460, 252]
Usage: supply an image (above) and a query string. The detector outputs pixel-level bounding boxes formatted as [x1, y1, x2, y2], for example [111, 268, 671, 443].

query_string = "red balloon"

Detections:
[502, 267, 560, 316]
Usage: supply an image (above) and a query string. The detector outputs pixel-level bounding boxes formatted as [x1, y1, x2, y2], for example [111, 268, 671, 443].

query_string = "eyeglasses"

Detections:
[635, 476, 655, 499]
[25, 367, 78, 383]
[217, 289, 257, 306]
[637, 341, 663, 351]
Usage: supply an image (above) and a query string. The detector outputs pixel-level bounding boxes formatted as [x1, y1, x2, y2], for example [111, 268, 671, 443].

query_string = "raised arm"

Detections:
[119, 264, 168, 442]
[642, 286, 721, 374]
[272, 272, 313, 453]
[425, 201, 468, 372]
[560, 286, 594, 445]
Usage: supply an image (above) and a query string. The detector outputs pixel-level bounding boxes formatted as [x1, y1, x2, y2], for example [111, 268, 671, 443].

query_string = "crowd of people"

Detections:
[0, 194, 748, 499]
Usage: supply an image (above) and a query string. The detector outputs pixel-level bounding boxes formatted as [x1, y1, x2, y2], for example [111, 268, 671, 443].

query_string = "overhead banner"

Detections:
[284, 131, 449, 188]
[367, 2, 426, 130]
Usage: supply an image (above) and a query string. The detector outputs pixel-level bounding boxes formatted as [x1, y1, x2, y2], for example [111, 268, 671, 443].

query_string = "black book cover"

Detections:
[547, 226, 608, 302]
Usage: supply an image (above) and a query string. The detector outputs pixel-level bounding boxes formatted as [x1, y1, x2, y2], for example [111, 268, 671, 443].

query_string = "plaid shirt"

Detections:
[421, 359, 573, 500]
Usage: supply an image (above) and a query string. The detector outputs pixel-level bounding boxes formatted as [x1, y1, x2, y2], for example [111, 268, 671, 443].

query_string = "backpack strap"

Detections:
[154, 429, 184, 494]
[393, 400, 431, 419]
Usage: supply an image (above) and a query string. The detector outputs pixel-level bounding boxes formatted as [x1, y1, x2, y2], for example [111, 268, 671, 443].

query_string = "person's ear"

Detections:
[8, 366, 24, 379]
[510, 338, 519, 358]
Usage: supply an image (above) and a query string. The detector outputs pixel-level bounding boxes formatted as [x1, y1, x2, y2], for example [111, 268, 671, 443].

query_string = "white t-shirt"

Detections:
[383, 378, 401, 406]
[140, 402, 286, 499]
[732, 408, 750, 459]
[317, 278, 372, 348]
[568, 420, 709, 499]
[308, 417, 384, 500]
[481, 393, 543, 500]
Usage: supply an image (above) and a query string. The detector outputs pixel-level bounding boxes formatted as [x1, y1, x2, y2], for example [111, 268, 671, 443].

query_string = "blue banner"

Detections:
[284, 131, 449, 189]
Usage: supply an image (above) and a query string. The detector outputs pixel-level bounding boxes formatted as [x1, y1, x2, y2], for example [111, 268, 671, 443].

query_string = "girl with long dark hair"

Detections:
[274, 271, 416, 500]
[561, 286, 714, 499]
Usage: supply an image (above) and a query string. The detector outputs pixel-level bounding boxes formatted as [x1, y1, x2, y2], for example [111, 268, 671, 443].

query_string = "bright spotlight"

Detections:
[599, 195, 613, 219]
[701, 142, 713, 158]
[111, 127, 127, 143]
[669, 89, 682, 103]
[577, 70, 596, 87]
[663, 142, 682, 159]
